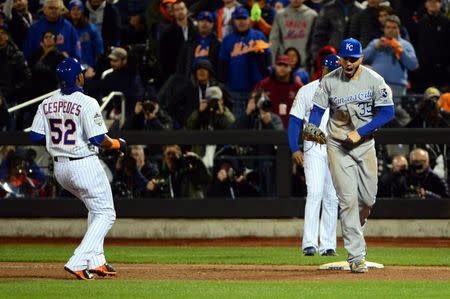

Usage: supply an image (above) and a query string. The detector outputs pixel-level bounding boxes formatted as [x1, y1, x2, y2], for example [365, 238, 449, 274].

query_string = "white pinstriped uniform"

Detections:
[31, 91, 115, 271]
[290, 79, 338, 254]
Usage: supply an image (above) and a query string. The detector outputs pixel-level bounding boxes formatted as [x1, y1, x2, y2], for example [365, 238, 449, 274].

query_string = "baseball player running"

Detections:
[305, 38, 394, 273]
[30, 58, 127, 280]
[288, 54, 341, 257]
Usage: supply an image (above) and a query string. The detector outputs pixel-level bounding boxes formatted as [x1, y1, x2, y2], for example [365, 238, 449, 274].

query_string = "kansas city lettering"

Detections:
[331, 90, 373, 106]
[43, 101, 81, 116]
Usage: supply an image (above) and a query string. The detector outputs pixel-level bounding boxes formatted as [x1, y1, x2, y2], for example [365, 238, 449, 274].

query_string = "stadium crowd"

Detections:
[0, 0, 449, 199]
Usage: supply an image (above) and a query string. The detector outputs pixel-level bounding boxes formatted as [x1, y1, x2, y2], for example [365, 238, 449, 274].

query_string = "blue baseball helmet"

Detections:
[56, 58, 85, 88]
[323, 54, 340, 71]
[338, 38, 363, 58]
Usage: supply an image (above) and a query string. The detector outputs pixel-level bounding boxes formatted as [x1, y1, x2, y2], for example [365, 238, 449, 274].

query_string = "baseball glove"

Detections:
[303, 123, 326, 144]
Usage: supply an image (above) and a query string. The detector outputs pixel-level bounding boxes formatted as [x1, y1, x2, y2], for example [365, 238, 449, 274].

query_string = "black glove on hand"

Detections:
[118, 138, 127, 154]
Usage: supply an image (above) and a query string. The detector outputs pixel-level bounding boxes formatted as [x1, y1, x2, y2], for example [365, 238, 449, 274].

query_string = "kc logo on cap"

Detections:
[338, 38, 362, 58]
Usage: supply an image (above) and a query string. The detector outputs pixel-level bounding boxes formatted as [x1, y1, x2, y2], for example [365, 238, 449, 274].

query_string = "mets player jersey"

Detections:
[290, 79, 330, 135]
[31, 90, 107, 158]
[312, 65, 393, 141]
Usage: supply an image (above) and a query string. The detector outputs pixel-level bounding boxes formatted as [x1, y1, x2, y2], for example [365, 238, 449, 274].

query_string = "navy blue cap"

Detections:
[323, 54, 341, 71]
[69, 0, 84, 12]
[232, 6, 249, 19]
[197, 11, 214, 22]
[56, 58, 86, 88]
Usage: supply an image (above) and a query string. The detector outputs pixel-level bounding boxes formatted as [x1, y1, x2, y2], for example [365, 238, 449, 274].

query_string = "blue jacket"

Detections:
[363, 37, 418, 87]
[219, 29, 271, 92]
[75, 23, 104, 68]
[23, 16, 81, 61]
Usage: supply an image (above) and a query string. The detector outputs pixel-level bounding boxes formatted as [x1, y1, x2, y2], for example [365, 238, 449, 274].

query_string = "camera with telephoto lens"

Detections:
[254, 89, 272, 112]
[151, 178, 169, 194]
[205, 97, 219, 113]
[226, 167, 257, 183]
[204, 86, 223, 114]
[111, 181, 134, 199]
[422, 98, 438, 112]
[403, 161, 427, 198]
[142, 100, 156, 114]
[175, 154, 200, 175]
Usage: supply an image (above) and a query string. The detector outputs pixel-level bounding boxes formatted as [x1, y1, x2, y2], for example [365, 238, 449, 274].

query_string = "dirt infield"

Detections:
[1, 237, 449, 281]
[0, 262, 449, 281]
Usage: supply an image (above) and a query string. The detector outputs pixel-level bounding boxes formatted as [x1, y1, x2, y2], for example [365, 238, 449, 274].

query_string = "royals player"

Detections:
[30, 58, 127, 280]
[288, 55, 340, 257]
[308, 38, 394, 272]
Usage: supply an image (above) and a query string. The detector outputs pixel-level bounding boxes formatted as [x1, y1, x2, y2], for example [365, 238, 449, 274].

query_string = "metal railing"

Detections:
[100, 91, 126, 128]
[7, 89, 126, 131]
[7, 89, 60, 113]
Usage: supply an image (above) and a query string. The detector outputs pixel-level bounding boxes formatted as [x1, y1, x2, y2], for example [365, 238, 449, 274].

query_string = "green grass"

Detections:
[0, 280, 449, 299]
[1, 244, 449, 298]
[0, 244, 449, 266]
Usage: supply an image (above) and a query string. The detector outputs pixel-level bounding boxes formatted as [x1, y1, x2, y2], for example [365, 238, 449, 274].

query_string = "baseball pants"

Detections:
[54, 155, 116, 271]
[327, 138, 377, 263]
[302, 142, 338, 254]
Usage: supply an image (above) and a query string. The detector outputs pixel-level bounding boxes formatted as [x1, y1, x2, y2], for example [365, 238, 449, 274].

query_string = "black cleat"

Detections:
[303, 247, 316, 256]
[64, 266, 94, 281]
[90, 263, 117, 277]
[321, 249, 338, 256]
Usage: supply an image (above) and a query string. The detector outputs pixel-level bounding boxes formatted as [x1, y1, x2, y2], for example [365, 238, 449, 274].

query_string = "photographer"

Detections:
[186, 86, 235, 160]
[407, 87, 448, 128]
[406, 87, 449, 182]
[406, 148, 449, 199]
[147, 145, 212, 199]
[186, 86, 235, 131]
[129, 145, 159, 180]
[123, 99, 173, 130]
[362, 15, 418, 99]
[253, 55, 302, 128]
[166, 59, 231, 128]
[378, 155, 410, 198]
[234, 89, 283, 131]
[207, 159, 262, 198]
[0, 151, 47, 198]
[113, 154, 153, 198]
[0, 147, 46, 184]
[233, 89, 283, 196]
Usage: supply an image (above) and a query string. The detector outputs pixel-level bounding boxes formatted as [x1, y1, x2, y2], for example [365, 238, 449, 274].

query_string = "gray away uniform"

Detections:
[312, 65, 393, 263]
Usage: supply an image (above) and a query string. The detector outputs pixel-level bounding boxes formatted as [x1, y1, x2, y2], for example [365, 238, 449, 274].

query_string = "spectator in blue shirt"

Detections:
[84, 0, 122, 49]
[218, 6, 271, 120]
[66, 0, 104, 69]
[363, 15, 418, 99]
[23, 0, 81, 61]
